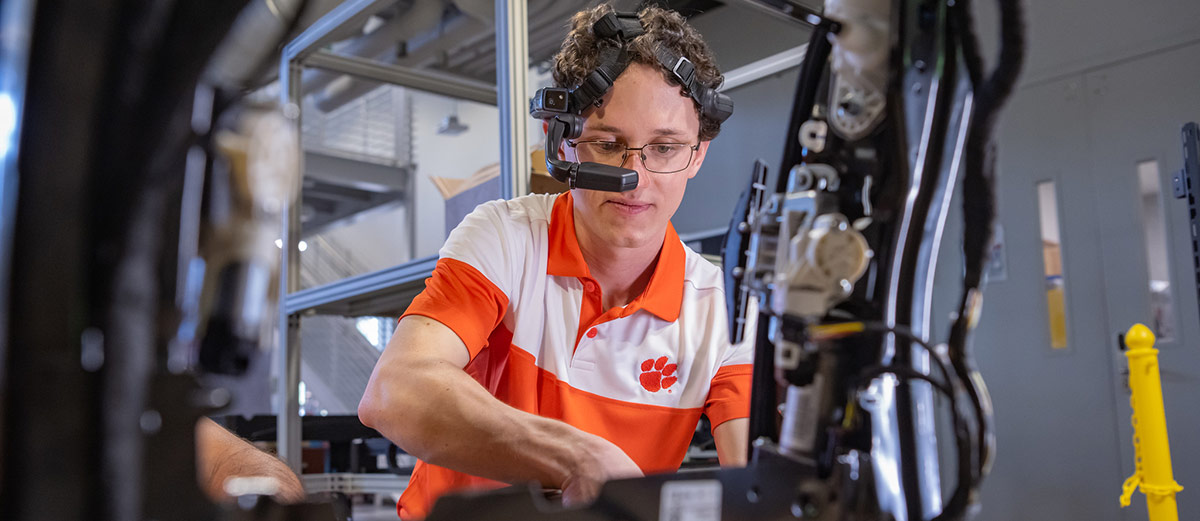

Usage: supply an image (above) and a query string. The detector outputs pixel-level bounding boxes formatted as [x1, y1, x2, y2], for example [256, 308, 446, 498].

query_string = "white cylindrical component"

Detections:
[824, 0, 891, 95]
[824, 0, 891, 139]
[780, 382, 822, 455]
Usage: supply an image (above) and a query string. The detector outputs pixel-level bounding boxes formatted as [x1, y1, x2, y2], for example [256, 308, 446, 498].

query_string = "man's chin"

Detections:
[600, 226, 660, 250]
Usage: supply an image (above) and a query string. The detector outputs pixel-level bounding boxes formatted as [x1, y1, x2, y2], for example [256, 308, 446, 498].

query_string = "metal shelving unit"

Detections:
[275, 0, 529, 471]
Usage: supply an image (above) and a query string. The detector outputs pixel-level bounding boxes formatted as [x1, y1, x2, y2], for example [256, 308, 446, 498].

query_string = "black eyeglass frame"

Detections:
[566, 140, 701, 174]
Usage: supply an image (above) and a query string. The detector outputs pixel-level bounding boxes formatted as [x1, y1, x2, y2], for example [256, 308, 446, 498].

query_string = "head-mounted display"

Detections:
[529, 11, 734, 193]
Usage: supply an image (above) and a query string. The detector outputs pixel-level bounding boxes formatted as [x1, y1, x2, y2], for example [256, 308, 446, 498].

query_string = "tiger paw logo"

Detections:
[640, 356, 678, 393]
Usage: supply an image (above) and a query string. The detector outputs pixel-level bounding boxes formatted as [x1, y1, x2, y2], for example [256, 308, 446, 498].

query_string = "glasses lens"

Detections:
[642, 144, 692, 173]
[574, 142, 694, 173]
[576, 142, 626, 167]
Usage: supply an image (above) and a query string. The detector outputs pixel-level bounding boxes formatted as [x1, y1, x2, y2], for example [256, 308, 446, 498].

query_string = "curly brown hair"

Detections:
[551, 4, 726, 141]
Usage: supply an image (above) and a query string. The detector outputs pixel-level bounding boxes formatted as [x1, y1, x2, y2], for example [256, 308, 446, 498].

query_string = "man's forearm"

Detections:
[196, 418, 306, 503]
[360, 357, 595, 488]
[359, 315, 642, 499]
[713, 417, 749, 467]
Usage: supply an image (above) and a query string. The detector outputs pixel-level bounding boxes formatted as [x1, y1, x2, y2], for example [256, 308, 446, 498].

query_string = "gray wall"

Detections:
[930, 2, 1200, 521]
[674, 4, 812, 235]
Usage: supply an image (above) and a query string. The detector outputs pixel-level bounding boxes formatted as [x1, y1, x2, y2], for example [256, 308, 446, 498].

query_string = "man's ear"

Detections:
[687, 140, 712, 179]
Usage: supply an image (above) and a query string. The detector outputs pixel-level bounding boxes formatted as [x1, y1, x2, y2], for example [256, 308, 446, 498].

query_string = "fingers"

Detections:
[560, 475, 602, 508]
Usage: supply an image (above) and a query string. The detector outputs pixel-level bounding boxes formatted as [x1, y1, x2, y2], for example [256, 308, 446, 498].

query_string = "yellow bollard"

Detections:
[1118, 324, 1183, 521]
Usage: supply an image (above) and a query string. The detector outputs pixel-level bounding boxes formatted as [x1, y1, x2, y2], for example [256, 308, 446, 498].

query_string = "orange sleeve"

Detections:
[704, 364, 753, 429]
[401, 257, 509, 361]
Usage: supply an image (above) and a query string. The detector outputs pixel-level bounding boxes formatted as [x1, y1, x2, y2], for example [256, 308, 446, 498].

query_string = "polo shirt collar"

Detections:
[547, 192, 686, 322]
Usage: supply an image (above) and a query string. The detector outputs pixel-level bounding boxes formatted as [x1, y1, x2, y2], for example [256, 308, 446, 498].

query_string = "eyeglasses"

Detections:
[567, 140, 700, 174]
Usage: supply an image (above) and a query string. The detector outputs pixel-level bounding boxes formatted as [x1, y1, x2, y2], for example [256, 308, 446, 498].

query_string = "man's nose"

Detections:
[619, 152, 653, 188]
[620, 150, 650, 171]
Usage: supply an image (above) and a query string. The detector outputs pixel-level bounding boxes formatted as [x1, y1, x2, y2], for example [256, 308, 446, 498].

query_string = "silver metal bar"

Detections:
[399, 90, 417, 261]
[301, 472, 410, 494]
[276, 60, 304, 474]
[285, 255, 437, 315]
[721, 44, 807, 92]
[677, 226, 731, 243]
[495, 0, 530, 199]
[279, 315, 302, 473]
[305, 50, 498, 105]
[907, 78, 973, 520]
[281, 0, 396, 63]
[405, 161, 417, 264]
[301, 0, 456, 98]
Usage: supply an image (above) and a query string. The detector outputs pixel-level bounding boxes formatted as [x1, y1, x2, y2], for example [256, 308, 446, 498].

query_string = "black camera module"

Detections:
[545, 89, 567, 111]
[530, 87, 572, 119]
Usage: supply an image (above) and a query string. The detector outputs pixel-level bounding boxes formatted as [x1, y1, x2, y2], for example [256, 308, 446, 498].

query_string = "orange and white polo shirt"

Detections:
[395, 191, 754, 519]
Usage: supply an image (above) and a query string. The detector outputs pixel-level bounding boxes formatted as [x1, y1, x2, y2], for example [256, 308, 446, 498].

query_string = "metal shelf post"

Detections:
[277, 0, 399, 474]
[496, 0, 530, 199]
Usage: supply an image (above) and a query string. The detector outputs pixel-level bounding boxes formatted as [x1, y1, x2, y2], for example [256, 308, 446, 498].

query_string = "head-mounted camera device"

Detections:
[529, 11, 735, 193]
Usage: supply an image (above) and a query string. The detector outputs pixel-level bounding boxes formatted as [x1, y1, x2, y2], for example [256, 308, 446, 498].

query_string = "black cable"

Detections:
[953, 0, 986, 88]
[859, 322, 973, 521]
[936, 0, 999, 507]
[810, 320, 954, 386]
[805, 316, 973, 520]
[857, 365, 952, 396]
[947, 0, 1028, 496]
[853, 361, 973, 521]
[859, 322, 943, 365]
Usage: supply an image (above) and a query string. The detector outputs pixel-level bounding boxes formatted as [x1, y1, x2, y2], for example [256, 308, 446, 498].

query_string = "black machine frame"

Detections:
[1, 0, 1026, 520]
[1175, 122, 1200, 330]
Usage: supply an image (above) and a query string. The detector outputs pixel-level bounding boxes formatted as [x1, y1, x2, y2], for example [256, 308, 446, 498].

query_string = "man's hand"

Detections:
[196, 417, 306, 503]
[559, 433, 644, 507]
[359, 315, 643, 504]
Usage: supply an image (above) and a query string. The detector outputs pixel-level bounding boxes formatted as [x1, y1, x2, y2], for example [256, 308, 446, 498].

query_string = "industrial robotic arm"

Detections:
[720, 0, 1026, 519]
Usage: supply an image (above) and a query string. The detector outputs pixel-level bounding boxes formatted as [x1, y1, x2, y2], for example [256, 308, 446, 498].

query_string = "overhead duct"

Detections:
[434, 0, 579, 73]
[204, 0, 308, 90]
[396, 13, 489, 68]
[311, 0, 574, 112]
[445, 0, 669, 79]
[299, 0, 437, 96]
[448, 0, 494, 24]
[421, 0, 630, 80]
[203, 0, 349, 90]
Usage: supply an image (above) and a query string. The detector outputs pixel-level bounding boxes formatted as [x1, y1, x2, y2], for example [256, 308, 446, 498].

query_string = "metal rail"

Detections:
[496, 0, 530, 199]
[302, 472, 410, 495]
[305, 51, 498, 105]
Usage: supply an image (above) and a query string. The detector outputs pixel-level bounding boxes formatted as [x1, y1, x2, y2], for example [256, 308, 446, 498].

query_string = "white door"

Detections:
[955, 41, 1200, 521]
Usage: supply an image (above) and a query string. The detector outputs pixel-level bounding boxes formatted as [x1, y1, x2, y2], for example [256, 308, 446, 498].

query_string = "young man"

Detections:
[358, 5, 752, 519]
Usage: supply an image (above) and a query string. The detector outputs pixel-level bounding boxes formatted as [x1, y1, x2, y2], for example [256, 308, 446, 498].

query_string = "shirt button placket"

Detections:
[574, 279, 600, 367]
